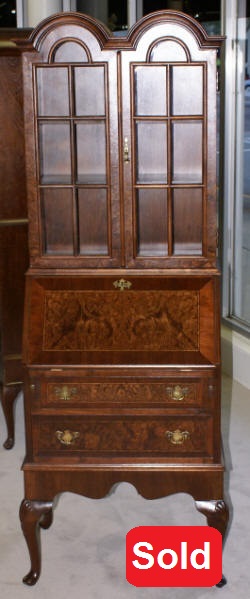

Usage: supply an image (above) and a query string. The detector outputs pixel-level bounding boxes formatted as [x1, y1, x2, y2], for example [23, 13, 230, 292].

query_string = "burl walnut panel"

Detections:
[43, 290, 199, 352]
[32, 414, 214, 459]
[23, 275, 219, 366]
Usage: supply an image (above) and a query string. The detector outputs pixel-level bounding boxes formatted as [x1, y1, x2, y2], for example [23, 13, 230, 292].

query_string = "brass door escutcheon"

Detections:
[165, 429, 190, 445]
[113, 278, 132, 291]
[56, 429, 80, 446]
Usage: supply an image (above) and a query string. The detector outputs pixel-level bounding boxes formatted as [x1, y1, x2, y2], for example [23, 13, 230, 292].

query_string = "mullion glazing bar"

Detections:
[167, 64, 173, 255]
[69, 65, 79, 256]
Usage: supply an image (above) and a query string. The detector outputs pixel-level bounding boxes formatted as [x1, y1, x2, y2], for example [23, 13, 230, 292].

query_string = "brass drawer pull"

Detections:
[113, 278, 132, 291]
[166, 385, 189, 401]
[165, 429, 190, 445]
[56, 429, 80, 446]
[165, 385, 188, 401]
[54, 386, 77, 401]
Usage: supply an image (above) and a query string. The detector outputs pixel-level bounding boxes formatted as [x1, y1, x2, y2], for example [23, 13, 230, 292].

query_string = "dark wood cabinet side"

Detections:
[0, 44, 29, 448]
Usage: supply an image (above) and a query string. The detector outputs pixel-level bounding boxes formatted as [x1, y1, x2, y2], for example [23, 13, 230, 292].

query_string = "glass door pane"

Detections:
[173, 189, 203, 255]
[171, 65, 203, 116]
[36, 67, 69, 116]
[136, 189, 168, 256]
[41, 189, 74, 255]
[74, 66, 105, 116]
[78, 189, 108, 255]
[172, 121, 203, 184]
[136, 122, 167, 183]
[39, 122, 71, 184]
[135, 66, 167, 116]
[76, 122, 107, 184]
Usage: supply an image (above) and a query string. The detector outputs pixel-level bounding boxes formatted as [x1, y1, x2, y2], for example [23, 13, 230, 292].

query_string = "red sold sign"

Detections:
[126, 526, 222, 587]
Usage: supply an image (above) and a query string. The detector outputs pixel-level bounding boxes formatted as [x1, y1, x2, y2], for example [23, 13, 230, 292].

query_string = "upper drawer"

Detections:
[29, 373, 217, 410]
[23, 273, 220, 367]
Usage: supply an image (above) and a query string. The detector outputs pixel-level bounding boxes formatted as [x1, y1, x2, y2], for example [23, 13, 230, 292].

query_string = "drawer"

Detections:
[30, 374, 217, 409]
[46, 380, 200, 406]
[32, 414, 214, 459]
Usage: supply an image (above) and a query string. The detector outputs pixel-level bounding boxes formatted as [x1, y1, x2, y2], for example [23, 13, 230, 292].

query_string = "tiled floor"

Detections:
[0, 375, 249, 598]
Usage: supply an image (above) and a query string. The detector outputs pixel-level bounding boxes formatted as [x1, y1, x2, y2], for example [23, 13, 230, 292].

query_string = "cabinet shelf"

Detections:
[40, 175, 72, 185]
[40, 176, 108, 185]
[134, 175, 204, 185]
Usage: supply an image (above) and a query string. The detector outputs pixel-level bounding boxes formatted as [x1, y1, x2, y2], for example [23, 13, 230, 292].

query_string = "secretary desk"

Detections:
[16, 10, 229, 586]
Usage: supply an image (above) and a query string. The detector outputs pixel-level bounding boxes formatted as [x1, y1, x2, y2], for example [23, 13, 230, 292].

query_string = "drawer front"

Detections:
[31, 375, 217, 409]
[32, 415, 213, 458]
[45, 380, 200, 407]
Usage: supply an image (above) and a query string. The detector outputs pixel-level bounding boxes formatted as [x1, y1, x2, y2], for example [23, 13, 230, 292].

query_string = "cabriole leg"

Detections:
[1, 384, 20, 449]
[195, 499, 229, 588]
[19, 499, 54, 586]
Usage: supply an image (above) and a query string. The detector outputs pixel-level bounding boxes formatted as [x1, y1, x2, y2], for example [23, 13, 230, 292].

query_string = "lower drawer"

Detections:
[32, 414, 214, 459]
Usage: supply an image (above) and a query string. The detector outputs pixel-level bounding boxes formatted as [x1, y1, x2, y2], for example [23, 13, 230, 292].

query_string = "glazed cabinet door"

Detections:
[23, 23, 121, 268]
[121, 19, 218, 269]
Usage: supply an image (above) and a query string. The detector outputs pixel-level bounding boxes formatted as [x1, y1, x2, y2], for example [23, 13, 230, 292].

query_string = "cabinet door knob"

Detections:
[56, 430, 80, 446]
[165, 429, 190, 445]
[123, 136, 130, 162]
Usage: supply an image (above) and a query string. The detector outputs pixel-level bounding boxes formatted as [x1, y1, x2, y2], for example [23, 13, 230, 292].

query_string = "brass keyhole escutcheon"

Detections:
[165, 429, 190, 445]
[113, 278, 132, 291]
[56, 429, 80, 446]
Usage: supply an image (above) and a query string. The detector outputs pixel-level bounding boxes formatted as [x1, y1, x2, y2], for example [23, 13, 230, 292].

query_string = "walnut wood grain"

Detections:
[45, 380, 199, 406]
[32, 414, 214, 458]
[43, 289, 199, 352]
[23, 274, 219, 366]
